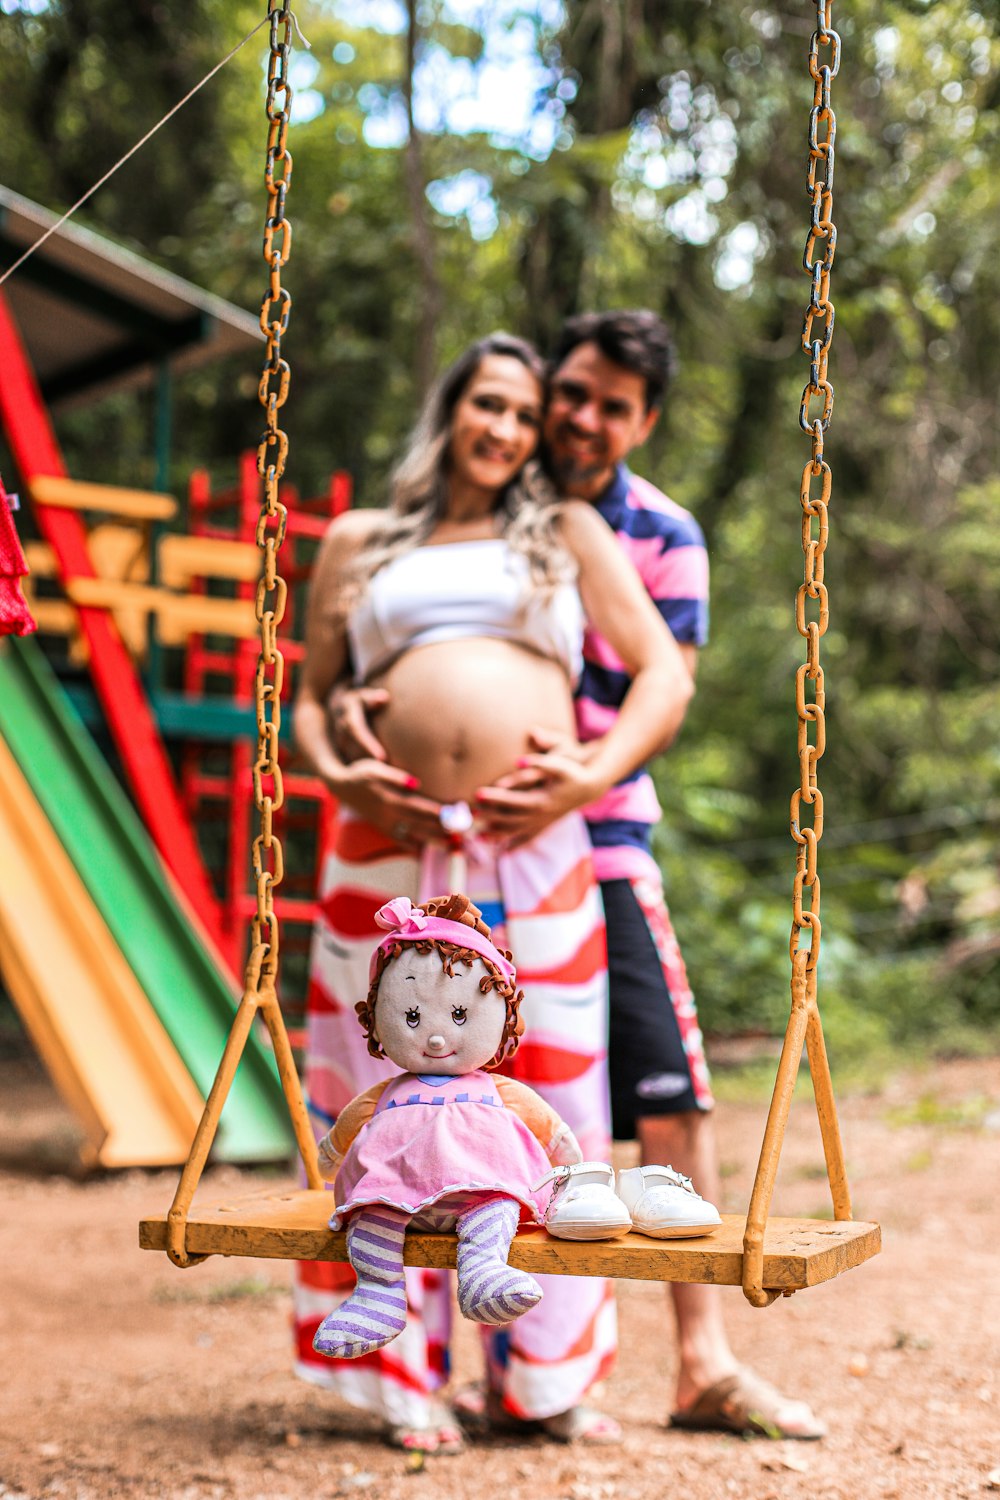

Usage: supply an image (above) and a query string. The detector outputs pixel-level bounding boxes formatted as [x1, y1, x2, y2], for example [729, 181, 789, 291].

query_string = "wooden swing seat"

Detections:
[139, 1187, 880, 1293]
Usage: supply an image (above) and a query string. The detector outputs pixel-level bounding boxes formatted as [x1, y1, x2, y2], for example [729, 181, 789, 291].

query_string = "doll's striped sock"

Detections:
[456, 1196, 542, 1327]
[312, 1208, 409, 1358]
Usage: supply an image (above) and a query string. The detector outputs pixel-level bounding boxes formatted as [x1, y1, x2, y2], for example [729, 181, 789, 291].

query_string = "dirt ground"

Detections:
[2, 1048, 999, 1500]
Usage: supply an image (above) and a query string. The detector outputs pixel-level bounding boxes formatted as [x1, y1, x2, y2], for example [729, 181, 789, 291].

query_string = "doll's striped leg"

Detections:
[313, 1208, 409, 1358]
[456, 1197, 542, 1327]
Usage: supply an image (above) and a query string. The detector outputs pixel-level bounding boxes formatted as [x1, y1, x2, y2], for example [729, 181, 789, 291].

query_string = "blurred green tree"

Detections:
[0, 0, 996, 1053]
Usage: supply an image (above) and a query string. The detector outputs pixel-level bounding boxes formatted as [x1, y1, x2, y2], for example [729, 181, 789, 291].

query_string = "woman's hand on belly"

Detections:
[329, 757, 446, 848]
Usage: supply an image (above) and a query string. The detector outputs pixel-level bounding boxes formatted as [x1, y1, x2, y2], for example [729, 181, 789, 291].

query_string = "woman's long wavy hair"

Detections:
[345, 332, 574, 606]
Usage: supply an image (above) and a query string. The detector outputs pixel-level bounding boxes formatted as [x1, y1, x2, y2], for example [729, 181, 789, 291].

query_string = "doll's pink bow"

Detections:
[369, 897, 516, 985]
[374, 896, 428, 936]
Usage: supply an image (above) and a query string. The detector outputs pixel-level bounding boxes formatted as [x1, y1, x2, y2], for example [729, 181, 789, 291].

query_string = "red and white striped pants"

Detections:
[292, 809, 616, 1426]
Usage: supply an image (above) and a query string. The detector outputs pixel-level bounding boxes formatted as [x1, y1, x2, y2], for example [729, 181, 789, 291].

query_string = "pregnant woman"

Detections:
[292, 333, 693, 1452]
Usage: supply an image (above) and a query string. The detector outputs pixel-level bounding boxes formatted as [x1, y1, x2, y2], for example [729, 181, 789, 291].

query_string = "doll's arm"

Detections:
[316, 1081, 389, 1181]
[494, 1077, 583, 1166]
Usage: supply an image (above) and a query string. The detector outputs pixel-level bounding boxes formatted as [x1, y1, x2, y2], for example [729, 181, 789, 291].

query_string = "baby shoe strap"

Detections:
[533, 1160, 615, 1193]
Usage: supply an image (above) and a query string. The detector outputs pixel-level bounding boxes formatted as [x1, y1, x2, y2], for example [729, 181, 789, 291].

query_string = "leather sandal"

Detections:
[670, 1366, 826, 1440]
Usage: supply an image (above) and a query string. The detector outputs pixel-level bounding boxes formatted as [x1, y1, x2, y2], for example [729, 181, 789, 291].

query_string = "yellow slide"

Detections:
[0, 735, 204, 1167]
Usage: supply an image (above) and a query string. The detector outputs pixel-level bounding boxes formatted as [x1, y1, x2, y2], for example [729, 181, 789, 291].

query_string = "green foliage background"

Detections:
[1, 0, 997, 1067]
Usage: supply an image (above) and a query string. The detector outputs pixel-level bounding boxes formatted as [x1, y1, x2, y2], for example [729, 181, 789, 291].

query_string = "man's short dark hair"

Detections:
[551, 309, 677, 412]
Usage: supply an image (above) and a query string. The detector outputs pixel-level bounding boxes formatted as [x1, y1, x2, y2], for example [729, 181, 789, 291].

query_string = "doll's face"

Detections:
[373, 948, 507, 1075]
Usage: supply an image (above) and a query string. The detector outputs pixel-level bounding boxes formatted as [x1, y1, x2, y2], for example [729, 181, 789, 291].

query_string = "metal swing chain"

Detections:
[791, 0, 840, 982]
[163, 4, 321, 1268]
[741, 0, 849, 1307]
[252, 0, 295, 978]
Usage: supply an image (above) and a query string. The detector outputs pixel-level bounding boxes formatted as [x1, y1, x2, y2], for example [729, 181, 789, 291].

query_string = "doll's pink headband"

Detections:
[369, 897, 516, 985]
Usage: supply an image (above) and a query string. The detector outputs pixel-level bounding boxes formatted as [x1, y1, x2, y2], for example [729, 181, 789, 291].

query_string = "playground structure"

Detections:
[0, 185, 343, 1166]
[2, 0, 880, 1309]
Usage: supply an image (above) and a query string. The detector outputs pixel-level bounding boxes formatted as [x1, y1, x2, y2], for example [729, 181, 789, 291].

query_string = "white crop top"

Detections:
[347, 539, 585, 685]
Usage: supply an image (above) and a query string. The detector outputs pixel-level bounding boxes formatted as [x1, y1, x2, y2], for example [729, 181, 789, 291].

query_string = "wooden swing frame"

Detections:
[140, 0, 880, 1307]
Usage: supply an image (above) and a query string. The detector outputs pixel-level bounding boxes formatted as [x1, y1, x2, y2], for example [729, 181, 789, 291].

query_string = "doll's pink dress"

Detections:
[330, 1070, 553, 1229]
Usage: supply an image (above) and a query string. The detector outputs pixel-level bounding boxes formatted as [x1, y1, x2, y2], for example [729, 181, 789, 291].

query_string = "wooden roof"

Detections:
[0, 185, 259, 408]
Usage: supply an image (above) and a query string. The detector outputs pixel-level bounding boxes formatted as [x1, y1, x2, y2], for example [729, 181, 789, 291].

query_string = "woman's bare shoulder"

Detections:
[322, 506, 385, 545]
[315, 506, 385, 567]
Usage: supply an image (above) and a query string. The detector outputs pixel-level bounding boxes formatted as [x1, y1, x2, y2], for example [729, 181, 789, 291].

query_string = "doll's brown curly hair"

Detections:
[356, 893, 525, 1070]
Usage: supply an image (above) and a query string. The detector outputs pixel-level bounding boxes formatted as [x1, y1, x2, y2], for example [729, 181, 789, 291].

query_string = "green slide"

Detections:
[0, 636, 294, 1162]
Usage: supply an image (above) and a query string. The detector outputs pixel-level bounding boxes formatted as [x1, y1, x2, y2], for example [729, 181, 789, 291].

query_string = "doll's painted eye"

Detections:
[451, 1006, 468, 1026]
[405, 1007, 420, 1028]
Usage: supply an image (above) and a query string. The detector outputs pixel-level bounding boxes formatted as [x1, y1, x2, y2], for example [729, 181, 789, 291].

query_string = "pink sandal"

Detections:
[452, 1382, 621, 1444]
[385, 1399, 465, 1456]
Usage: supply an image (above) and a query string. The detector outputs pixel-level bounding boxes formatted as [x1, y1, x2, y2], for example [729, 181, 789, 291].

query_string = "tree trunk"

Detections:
[403, 0, 442, 389]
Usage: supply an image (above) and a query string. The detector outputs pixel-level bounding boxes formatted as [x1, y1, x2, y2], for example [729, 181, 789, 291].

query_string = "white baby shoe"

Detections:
[541, 1161, 633, 1241]
[616, 1165, 722, 1239]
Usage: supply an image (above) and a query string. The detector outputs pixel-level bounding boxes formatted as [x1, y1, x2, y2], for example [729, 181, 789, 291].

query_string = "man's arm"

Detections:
[475, 502, 695, 846]
[487, 640, 698, 797]
[328, 681, 391, 763]
[660, 641, 698, 747]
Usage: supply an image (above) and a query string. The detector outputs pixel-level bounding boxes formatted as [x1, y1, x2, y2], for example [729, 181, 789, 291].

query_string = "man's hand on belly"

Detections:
[328, 683, 391, 763]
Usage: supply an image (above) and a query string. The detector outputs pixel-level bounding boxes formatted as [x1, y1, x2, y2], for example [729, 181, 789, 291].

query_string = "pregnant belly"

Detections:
[371, 638, 577, 804]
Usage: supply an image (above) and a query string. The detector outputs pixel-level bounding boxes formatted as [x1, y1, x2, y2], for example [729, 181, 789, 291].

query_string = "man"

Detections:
[331, 310, 824, 1441]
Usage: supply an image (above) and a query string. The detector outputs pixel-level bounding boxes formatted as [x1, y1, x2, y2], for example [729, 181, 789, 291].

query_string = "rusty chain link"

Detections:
[790, 0, 839, 979]
[252, 0, 296, 978]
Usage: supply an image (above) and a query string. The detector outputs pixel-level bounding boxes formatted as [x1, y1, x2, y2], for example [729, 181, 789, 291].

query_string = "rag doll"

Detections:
[312, 892, 585, 1359]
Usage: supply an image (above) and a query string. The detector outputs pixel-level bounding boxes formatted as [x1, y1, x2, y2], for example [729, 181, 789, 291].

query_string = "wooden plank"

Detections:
[20, 551, 89, 659]
[29, 474, 177, 521]
[155, 592, 256, 643]
[87, 526, 150, 659]
[24, 540, 57, 576]
[21, 597, 77, 636]
[139, 1189, 880, 1291]
[59, 578, 255, 642]
[158, 534, 260, 588]
[29, 529, 257, 645]
[27, 528, 150, 658]
[65, 577, 164, 612]
[87, 524, 149, 582]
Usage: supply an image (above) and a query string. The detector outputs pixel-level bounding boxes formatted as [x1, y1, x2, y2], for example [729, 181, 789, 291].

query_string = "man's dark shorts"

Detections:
[602, 876, 714, 1142]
